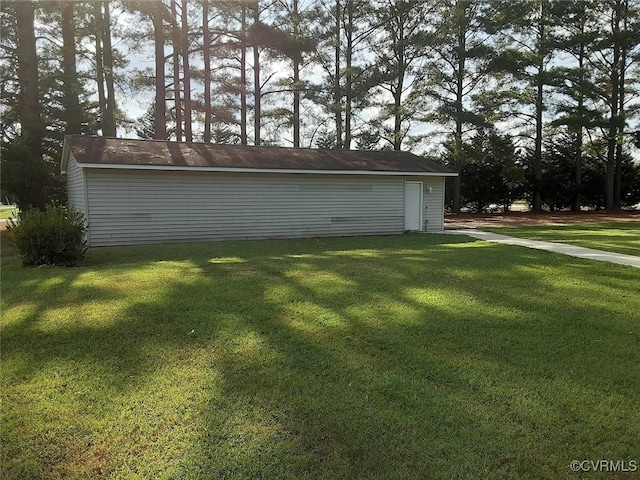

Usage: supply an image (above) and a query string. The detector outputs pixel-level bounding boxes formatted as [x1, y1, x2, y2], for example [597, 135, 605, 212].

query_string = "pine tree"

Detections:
[421, 0, 496, 212]
[128, 0, 170, 140]
[551, 0, 602, 211]
[311, 0, 376, 148]
[369, 0, 435, 151]
[487, 0, 564, 211]
[588, 0, 640, 209]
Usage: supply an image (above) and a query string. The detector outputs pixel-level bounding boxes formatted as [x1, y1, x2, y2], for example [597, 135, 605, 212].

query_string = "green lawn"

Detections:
[0, 205, 17, 219]
[483, 221, 640, 257]
[2, 234, 639, 479]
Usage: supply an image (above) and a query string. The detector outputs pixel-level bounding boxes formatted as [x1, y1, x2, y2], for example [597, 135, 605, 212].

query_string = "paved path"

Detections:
[443, 229, 640, 269]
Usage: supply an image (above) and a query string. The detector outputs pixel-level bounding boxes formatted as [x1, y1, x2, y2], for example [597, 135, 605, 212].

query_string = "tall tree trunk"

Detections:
[605, 93, 618, 211]
[572, 40, 585, 212]
[182, 0, 192, 141]
[172, 0, 183, 141]
[102, 1, 117, 136]
[253, 43, 260, 145]
[240, 4, 248, 145]
[393, 77, 402, 151]
[292, 0, 300, 148]
[152, 2, 167, 139]
[14, 0, 41, 151]
[605, 2, 621, 210]
[61, 2, 81, 134]
[203, 0, 211, 142]
[614, 131, 623, 209]
[573, 125, 583, 212]
[344, 1, 353, 149]
[253, 2, 261, 145]
[533, 68, 543, 211]
[614, 1, 628, 210]
[532, 3, 545, 212]
[293, 54, 301, 148]
[392, 11, 404, 151]
[94, 2, 107, 133]
[452, 0, 466, 213]
[335, 0, 342, 148]
[393, 25, 404, 152]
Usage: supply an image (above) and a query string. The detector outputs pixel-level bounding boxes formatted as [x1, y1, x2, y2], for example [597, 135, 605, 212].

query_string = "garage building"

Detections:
[61, 135, 457, 247]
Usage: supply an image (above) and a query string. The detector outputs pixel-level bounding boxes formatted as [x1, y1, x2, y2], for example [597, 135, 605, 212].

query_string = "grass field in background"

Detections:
[0, 205, 17, 220]
[483, 221, 640, 257]
[2, 233, 639, 479]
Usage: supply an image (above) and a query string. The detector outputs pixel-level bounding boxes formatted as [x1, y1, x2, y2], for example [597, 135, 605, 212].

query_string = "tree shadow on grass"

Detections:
[2, 233, 639, 479]
[173, 235, 639, 478]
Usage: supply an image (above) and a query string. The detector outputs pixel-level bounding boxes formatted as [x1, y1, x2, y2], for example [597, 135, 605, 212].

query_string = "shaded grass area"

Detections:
[483, 221, 640, 257]
[2, 234, 639, 479]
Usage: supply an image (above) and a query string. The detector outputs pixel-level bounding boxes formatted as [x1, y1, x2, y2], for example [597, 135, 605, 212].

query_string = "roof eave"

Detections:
[73, 162, 459, 176]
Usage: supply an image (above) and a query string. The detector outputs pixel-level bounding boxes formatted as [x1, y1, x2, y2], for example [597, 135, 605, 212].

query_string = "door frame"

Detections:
[404, 181, 423, 231]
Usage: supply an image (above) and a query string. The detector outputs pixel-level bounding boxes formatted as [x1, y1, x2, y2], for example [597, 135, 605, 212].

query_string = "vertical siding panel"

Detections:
[66, 154, 86, 214]
[421, 177, 445, 232]
[84, 170, 406, 246]
[65, 154, 88, 219]
[65, 154, 92, 245]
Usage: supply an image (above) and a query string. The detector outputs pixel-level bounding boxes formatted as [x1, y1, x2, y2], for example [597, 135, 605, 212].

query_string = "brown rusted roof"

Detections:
[64, 135, 457, 175]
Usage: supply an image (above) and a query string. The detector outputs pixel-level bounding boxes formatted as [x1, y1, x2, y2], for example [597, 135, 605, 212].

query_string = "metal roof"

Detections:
[63, 135, 458, 176]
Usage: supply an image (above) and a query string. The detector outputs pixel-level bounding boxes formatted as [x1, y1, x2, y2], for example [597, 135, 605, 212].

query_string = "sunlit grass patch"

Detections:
[208, 256, 247, 264]
[0, 204, 17, 219]
[483, 221, 640, 256]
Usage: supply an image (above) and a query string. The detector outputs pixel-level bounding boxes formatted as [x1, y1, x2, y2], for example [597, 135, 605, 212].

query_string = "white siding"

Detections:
[420, 177, 445, 232]
[65, 154, 88, 219]
[83, 170, 406, 246]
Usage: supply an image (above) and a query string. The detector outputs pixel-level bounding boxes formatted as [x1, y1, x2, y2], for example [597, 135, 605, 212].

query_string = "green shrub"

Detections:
[8, 206, 87, 267]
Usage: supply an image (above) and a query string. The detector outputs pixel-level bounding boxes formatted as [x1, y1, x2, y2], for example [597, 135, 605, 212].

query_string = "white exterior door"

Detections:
[404, 181, 423, 231]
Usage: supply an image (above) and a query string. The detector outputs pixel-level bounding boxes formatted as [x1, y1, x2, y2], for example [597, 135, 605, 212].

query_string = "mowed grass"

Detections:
[483, 221, 640, 257]
[2, 234, 639, 479]
[0, 205, 17, 219]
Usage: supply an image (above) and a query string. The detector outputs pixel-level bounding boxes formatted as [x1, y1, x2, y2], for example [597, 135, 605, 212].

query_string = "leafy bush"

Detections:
[8, 206, 87, 267]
